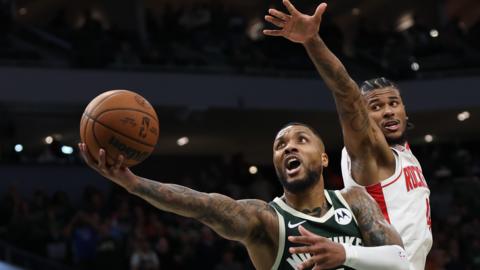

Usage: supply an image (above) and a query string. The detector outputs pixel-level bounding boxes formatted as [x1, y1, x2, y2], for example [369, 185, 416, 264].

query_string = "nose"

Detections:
[383, 105, 395, 118]
[284, 142, 298, 154]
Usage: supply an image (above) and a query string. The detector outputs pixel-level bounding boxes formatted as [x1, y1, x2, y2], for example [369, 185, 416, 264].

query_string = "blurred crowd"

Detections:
[0, 1, 479, 79]
[0, 142, 480, 270]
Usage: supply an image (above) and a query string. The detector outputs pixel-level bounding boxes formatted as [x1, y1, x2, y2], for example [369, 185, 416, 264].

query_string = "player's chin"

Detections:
[385, 131, 406, 144]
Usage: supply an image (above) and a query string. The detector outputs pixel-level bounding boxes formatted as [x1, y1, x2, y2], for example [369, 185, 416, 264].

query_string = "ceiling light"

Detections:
[45, 136, 53, 144]
[177, 137, 189, 146]
[424, 134, 433, 143]
[411, 62, 420, 71]
[249, 166, 258, 175]
[457, 111, 470, 121]
[14, 144, 23, 152]
[61, 146, 74, 155]
[429, 29, 439, 38]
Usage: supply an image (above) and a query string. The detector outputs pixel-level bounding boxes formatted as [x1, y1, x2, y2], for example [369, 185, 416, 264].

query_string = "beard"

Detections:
[277, 168, 320, 193]
[386, 130, 408, 146]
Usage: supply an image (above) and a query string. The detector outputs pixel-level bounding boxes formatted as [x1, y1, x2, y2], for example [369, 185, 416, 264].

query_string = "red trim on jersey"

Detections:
[405, 142, 410, 151]
[366, 183, 391, 223]
[382, 171, 403, 188]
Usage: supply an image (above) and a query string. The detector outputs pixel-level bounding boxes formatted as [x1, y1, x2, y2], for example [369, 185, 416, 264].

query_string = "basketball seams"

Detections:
[83, 112, 156, 148]
[82, 115, 97, 161]
[84, 116, 116, 164]
[86, 90, 127, 116]
[95, 107, 159, 123]
[91, 117, 121, 164]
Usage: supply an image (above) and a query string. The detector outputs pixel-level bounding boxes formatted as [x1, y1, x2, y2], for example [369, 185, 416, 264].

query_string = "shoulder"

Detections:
[339, 187, 376, 213]
[340, 186, 368, 201]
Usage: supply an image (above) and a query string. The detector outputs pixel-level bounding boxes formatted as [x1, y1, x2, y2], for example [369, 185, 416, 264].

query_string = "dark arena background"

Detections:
[0, 0, 479, 269]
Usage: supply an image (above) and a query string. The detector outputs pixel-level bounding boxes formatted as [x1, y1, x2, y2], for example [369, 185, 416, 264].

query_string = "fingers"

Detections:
[299, 225, 318, 237]
[268, 8, 290, 21]
[78, 143, 96, 167]
[289, 245, 315, 254]
[298, 255, 327, 270]
[296, 258, 315, 270]
[313, 3, 328, 22]
[265, 15, 286, 28]
[282, 0, 299, 15]
[113, 154, 125, 171]
[98, 148, 107, 170]
[288, 235, 318, 245]
[262, 29, 284, 36]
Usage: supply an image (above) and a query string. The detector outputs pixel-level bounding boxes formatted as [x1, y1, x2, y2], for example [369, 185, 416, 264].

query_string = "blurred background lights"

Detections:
[248, 165, 258, 175]
[457, 111, 470, 121]
[45, 136, 53, 144]
[411, 62, 420, 71]
[61, 145, 74, 155]
[177, 136, 189, 146]
[14, 144, 23, 152]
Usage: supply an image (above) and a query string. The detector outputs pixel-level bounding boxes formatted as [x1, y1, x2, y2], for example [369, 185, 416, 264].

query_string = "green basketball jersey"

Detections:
[269, 190, 362, 270]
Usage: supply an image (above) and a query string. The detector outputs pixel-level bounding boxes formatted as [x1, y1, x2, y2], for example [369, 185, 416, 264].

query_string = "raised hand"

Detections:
[263, 0, 327, 44]
[288, 225, 346, 270]
[78, 143, 139, 192]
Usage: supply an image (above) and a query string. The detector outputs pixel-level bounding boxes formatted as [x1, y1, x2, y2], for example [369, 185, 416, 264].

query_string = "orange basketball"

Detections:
[80, 90, 159, 167]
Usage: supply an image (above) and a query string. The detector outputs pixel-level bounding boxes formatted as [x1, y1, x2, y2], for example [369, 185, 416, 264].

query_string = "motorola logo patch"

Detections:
[334, 208, 352, 225]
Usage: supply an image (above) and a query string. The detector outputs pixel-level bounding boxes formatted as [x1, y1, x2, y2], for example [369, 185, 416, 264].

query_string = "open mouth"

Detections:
[383, 120, 400, 132]
[284, 156, 302, 176]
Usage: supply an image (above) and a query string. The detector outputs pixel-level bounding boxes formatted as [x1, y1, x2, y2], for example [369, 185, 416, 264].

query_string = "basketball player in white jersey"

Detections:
[263, 1, 432, 269]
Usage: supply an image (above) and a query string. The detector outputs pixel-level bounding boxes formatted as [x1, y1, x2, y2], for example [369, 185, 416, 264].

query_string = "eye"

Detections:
[370, 104, 381, 111]
[275, 141, 285, 150]
[299, 136, 308, 143]
[390, 101, 399, 107]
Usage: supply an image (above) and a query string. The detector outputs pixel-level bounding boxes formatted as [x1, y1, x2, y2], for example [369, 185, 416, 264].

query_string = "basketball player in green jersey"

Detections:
[78, 123, 408, 270]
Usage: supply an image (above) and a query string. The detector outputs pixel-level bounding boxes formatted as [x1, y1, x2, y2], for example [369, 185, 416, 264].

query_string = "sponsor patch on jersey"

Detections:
[334, 208, 352, 225]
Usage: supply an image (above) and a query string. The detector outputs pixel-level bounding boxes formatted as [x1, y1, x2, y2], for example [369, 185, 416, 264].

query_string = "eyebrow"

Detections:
[275, 130, 311, 141]
[368, 95, 399, 104]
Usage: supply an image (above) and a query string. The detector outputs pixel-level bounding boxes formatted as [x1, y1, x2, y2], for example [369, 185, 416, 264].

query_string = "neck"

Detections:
[282, 176, 327, 214]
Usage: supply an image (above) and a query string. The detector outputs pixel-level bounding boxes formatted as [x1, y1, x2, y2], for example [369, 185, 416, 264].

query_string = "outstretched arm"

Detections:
[78, 143, 277, 244]
[264, 0, 394, 185]
[288, 187, 407, 270]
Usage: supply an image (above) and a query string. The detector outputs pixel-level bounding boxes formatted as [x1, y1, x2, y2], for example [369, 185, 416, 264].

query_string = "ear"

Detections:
[322, 152, 329, 168]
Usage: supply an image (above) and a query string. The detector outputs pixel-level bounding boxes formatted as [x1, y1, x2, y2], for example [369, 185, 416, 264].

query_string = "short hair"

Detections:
[360, 77, 399, 95]
[360, 78, 414, 130]
[277, 122, 324, 145]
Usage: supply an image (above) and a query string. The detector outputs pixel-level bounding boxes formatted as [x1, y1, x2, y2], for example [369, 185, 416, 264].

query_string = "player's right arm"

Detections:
[78, 144, 278, 251]
[263, 0, 394, 185]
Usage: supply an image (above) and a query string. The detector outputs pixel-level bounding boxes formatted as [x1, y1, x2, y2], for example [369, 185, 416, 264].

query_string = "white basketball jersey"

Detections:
[341, 144, 433, 270]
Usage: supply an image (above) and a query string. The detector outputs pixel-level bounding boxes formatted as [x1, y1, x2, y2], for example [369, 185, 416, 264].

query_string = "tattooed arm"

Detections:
[77, 144, 279, 268]
[288, 187, 407, 270]
[342, 187, 403, 247]
[132, 178, 277, 242]
[264, 0, 394, 185]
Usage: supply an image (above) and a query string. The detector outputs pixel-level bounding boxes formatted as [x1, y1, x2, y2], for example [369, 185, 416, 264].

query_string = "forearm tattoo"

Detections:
[132, 177, 274, 241]
[347, 189, 403, 247]
[306, 39, 370, 133]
